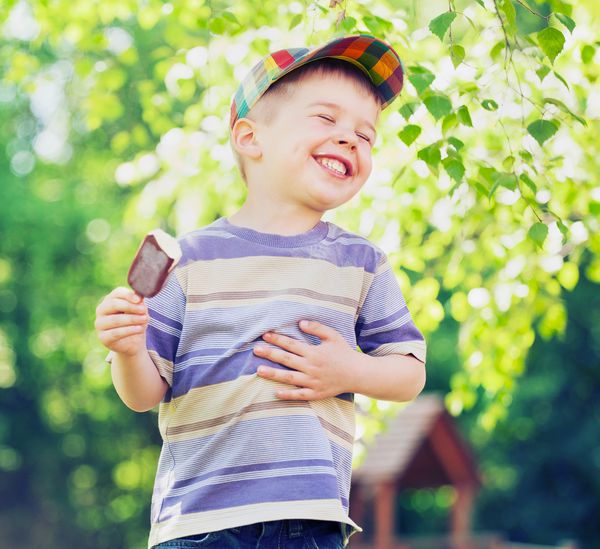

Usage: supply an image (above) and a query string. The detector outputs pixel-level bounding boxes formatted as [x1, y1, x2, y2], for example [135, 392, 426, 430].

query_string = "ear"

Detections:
[231, 118, 262, 160]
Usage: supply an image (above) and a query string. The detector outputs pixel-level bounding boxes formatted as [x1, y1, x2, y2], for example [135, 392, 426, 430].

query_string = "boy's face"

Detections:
[249, 72, 381, 215]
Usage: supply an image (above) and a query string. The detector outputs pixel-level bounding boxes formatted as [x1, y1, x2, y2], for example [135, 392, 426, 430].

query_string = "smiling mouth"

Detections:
[313, 155, 353, 177]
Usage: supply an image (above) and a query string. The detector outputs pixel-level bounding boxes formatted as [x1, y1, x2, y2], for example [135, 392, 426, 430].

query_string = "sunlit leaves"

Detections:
[442, 156, 465, 183]
[481, 99, 498, 111]
[555, 12, 576, 33]
[537, 26, 566, 64]
[581, 44, 594, 64]
[543, 97, 587, 126]
[398, 124, 421, 146]
[527, 119, 559, 146]
[527, 222, 549, 249]
[399, 101, 419, 121]
[500, 0, 517, 32]
[456, 105, 473, 127]
[450, 44, 465, 68]
[408, 66, 435, 95]
[417, 142, 441, 168]
[557, 262, 579, 291]
[423, 93, 452, 120]
[429, 11, 457, 41]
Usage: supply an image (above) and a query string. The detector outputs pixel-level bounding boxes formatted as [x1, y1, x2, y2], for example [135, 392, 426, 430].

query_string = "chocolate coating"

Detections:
[127, 234, 174, 297]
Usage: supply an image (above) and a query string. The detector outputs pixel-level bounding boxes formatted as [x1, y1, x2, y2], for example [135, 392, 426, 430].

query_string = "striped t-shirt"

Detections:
[145, 217, 426, 547]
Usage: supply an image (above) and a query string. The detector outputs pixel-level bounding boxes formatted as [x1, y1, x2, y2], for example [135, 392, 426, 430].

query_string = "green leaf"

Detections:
[398, 124, 421, 146]
[519, 150, 533, 162]
[443, 157, 465, 182]
[519, 173, 537, 193]
[456, 105, 473, 127]
[488, 171, 517, 197]
[558, 261, 578, 290]
[555, 13, 575, 33]
[221, 11, 240, 25]
[500, 0, 517, 31]
[341, 16, 357, 32]
[429, 11, 457, 41]
[527, 119, 558, 146]
[363, 15, 392, 35]
[528, 222, 548, 249]
[450, 44, 465, 68]
[481, 99, 498, 111]
[289, 14, 302, 30]
[473, 0, 485, 7]
[503, 155, 515, 171]
[536, 65, 551, 81]
[447, 136, 464, 151]
[442, 113, 458, 134]
[543, 97, 587, 126]
[408, 70, 435, 95]
[208, 16, 226, 34]
[552, 70, 570, 90]
[581, 44, 594, 64]
[490, 40, 505, 61]
[399, 101, 419, 121]
[424, 94, 452, 120]
[537, 27, 565, 64]
[496, 172, 517, 191]
[418, 143, 442, 168]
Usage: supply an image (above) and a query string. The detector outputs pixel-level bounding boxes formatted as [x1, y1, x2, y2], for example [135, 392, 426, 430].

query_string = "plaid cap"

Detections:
[229, 34, 404, 129]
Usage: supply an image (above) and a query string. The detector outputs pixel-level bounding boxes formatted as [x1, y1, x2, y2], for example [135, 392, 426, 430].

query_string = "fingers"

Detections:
[256, 365, 313, 392]
[99, 324, 146, 346]
[274, 387, 319, 401]
[261, 331, 306, 355]
[298, 320, 335, 341]
[95, 287, 149, 354]
[96, 287, 146, 317]
[95, 311, 148, 331]
[254, 342, 306, 370]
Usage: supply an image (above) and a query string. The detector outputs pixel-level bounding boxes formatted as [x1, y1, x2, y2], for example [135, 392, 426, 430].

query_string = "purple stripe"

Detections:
[157, 474, 346, 521]
[359, 306, 409, 331]
[147, 324, 180, 362]
[171, 348, 352, 402]
[358, 325, 425, 354]
[177, 229, 380, 272]
[149, 308, 183, 331]
[170, 459, 334, 490]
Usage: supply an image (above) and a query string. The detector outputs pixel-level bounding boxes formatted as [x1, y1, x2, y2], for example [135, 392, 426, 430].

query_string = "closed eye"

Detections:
[317, 114, 334, 123]
[357, 133, 371, 143]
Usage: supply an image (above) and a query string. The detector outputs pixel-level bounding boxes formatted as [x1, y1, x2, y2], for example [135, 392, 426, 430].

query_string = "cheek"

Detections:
[358, 148, 373, 175]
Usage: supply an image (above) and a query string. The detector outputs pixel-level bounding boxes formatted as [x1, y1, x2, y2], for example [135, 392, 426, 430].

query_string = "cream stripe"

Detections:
[180, 255, 365, 299]
[370, 341, 427, 363]
[187, 293, 356, 315]
[148, 499, 360, 548]
[158, 375, 355, 448]
[148, 350, 174, 387]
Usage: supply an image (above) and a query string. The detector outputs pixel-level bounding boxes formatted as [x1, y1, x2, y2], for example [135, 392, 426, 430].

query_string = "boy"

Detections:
[95, 34, 426, 548]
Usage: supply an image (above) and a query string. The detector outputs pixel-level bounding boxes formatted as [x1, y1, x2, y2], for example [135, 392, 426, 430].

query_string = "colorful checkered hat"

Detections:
[229, 34, 404, 129]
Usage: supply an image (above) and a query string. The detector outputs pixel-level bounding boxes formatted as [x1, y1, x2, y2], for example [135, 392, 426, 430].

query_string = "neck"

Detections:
[228, 195, 324, 236]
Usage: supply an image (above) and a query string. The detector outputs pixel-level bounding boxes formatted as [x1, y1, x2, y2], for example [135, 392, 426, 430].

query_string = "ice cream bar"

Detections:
[127, 229, 182, 298]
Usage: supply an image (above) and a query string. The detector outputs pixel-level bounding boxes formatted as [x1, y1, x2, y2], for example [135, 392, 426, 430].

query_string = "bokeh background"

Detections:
[1, 0, 599, 547]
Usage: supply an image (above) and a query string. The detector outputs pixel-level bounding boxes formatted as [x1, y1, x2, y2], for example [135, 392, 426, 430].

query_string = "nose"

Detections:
[334, 131, 358, 150]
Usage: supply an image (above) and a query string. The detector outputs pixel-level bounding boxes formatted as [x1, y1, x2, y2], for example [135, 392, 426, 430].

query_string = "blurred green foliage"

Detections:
[0, 0, 599, 547]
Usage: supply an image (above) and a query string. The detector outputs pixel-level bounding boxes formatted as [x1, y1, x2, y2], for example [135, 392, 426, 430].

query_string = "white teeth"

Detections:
[317, 157, 347, 175]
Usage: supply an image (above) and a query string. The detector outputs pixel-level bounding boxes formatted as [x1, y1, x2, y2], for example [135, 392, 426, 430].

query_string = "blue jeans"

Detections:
[152, 519, 349, 548]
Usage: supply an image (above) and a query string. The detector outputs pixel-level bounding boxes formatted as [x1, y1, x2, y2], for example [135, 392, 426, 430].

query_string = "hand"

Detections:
[253, 320, 357, 400]
[95, 287, 149, 357]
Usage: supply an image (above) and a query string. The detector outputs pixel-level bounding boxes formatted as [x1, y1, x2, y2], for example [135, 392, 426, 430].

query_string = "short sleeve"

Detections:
[145, 270, 186, 387]
[355, 253, 426, 363]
